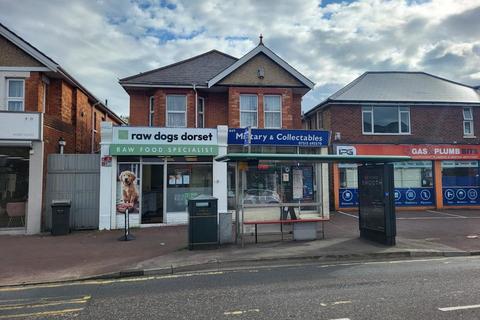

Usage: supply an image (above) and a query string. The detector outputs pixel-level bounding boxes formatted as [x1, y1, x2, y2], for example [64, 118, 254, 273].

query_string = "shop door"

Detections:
[142, 164, 164, 224]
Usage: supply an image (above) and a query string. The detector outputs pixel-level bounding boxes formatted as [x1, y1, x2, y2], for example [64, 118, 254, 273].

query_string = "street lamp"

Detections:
[58, 137, 66, 154]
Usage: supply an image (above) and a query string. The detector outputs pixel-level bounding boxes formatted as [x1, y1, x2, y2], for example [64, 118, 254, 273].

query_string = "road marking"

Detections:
[337, 211, 358, 219]
[0, 295, 90, 310]
[332, 301, 352, 305]
[0, 307, 84, 319]
[0, 271, 225, 292]
[439, 304, 480, 311]
[427, 210, 466, 218]
[329, 318, 351, 320]
[224, 309, 260, 315]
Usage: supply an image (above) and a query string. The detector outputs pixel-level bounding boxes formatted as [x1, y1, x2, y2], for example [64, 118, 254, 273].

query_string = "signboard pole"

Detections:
[118, 208, 135, 241]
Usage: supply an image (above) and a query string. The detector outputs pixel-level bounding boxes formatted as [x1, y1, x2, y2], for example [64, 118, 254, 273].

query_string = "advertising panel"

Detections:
[340, 187, 435, 207]
[228, 128, 330, 147]
[116, 163, 140, 215]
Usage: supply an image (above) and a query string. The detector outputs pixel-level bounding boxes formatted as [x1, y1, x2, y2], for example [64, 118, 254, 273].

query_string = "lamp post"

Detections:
[58, 137, 66, 154]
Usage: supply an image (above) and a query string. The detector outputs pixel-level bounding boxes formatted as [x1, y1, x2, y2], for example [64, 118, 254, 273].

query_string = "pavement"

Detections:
[1, 209, 480, 287]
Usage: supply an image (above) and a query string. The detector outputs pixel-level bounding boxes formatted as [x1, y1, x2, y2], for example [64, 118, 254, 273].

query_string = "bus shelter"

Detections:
[215, 153, 411, 246]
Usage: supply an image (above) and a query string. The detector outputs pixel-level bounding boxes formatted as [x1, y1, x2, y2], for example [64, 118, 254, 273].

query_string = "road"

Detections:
[2, 256, 480, 319]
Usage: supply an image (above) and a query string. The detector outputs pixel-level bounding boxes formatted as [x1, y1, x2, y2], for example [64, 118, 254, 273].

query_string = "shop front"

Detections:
[98, 123, 227, 230]
[334, 144, 480, 210]
[0, 111, 43, 234]
[226, 128, 331, 218]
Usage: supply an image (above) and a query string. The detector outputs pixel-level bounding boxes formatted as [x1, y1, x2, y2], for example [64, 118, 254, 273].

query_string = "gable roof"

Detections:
[119, 50, 238, 87]
[0, 23, 124, 123]
[208, 44, 315, 89]
[305, 71, 480, 116]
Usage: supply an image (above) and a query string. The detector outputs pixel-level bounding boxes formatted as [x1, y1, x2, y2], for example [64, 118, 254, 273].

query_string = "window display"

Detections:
[442, 161, 480, 205]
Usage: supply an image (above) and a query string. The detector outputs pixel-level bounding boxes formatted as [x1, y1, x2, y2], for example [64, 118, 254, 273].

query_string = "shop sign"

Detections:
[228, 128, 330, 147]
[0, 111, 41, 141]
[110, 127, 218, 156]
[340, 187, 435, 207]
[336, 144, 480, 160]
[443, 187, 480, 206]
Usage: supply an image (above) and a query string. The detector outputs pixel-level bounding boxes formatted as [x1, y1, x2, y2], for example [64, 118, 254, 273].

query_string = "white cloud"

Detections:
[0, 0, 479, 115]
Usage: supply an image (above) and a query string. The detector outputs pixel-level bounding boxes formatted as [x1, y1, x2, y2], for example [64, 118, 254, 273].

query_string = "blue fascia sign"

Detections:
[228, 128, 330, 147]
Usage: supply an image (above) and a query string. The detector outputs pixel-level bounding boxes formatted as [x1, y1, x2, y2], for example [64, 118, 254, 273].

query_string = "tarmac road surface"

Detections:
[2, 255, 480, 319]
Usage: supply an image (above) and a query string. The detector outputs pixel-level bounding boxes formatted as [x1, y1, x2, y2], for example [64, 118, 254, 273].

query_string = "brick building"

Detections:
[96, 39, 333, 231]
[0, 23, 123, 234]
[303, 71, 480, 210]
[120, 40, 313, 129]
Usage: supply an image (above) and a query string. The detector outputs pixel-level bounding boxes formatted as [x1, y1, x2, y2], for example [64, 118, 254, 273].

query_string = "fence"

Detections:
[45, 154, 100, 230]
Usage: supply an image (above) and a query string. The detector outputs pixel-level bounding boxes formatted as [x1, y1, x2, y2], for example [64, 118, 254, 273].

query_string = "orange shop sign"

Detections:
[336, 144, 480, 160]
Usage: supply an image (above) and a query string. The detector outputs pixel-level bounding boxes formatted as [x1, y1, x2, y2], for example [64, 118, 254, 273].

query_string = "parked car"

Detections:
[243, 189, 281, 204]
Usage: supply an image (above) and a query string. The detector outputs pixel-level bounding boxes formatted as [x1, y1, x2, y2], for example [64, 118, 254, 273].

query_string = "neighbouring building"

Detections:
[99, 38, 331, 230]
[303, 71, 480, 211]
[0, 23, 124, 234]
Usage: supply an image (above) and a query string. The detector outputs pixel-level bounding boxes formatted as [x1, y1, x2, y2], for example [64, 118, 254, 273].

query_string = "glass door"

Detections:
[141, 164, 164, 223]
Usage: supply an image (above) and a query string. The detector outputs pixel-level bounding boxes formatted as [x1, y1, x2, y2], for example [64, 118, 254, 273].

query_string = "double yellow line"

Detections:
[0, 295, 90, 319]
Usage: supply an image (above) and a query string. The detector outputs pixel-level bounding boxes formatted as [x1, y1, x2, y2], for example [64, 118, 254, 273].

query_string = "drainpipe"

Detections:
[91, 101, 101, 153]
[193, 83, 197, 128]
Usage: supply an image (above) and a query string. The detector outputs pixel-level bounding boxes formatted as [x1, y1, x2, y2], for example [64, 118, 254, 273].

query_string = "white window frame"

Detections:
[463, 107, 474, 136]
[239, 94, 258, 128]
[6, 78, 25, 111]
[148, 96, 155, 127]
[197, 97, 205, 128]
[166, 95, 187, 128]
[263, 95, 282, 129]
[362, 105, 411, 135]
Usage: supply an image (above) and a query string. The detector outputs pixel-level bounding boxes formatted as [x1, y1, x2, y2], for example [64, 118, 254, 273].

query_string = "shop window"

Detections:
[362, 106, 410, 134]
[197, 97, 205, 128]
[394, 161, 433, 188]
[6, 79, 25, 111]
[240, 94, 258, 128]
[463, 107, 474, 136]
[264, 95, 281, 128]
[339, 164, 358, 188]
[0, 147, 29, 229]
[442, 161, 480, 205]
[167, 163, 212, 212]
[149, 96, 155, 127]
[166, 95, 187, 127]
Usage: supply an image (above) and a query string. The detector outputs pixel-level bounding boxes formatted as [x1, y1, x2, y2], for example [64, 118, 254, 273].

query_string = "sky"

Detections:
[1, 0, 479, 116]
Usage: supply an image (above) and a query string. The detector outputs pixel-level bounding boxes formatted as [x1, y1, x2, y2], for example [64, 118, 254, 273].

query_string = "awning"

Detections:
[215, 153, 411, 163]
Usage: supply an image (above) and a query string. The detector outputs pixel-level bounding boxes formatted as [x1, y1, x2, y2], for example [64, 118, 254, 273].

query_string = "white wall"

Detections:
[26, 140, 43, 234]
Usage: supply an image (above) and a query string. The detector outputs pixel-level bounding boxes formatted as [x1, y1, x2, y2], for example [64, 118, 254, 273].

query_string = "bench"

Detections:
[243, 218, 329, 243]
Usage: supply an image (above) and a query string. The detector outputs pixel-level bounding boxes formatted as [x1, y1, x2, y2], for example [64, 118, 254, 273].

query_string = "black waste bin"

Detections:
[188, 195, 218, 250]
[51, 200, 71, 236]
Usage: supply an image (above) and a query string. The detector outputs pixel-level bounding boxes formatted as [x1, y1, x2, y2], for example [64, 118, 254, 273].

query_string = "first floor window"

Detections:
[362, 105, 410, 134]
[240, 94, 258, 127]
[149, 96, 155, 126]
[6, 79, 25, 111]
[463, 107, 474, 136]
[264, 95, 281, 128]
[197, 97, 205, 128]
[166, 95, 187, 127]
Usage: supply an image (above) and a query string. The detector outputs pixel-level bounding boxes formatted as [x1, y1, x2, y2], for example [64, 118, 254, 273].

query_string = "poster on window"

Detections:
[116, 163, 140, 214]
[292, 169, 304, 199]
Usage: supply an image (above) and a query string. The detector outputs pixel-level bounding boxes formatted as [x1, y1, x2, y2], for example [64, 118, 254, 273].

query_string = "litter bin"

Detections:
[188, 195, 218, 250]
[51, 200, 71, 236]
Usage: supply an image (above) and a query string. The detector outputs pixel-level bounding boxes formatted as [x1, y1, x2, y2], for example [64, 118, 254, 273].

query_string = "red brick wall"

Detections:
[24, 72, 42, 112]
[128, 87, 303, 129]
[204, 91, 228, 127]
[323, 104, 480, 144]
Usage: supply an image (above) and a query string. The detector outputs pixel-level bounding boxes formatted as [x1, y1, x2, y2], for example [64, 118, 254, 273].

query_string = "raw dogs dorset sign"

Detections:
[110, 127, 218, 156]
